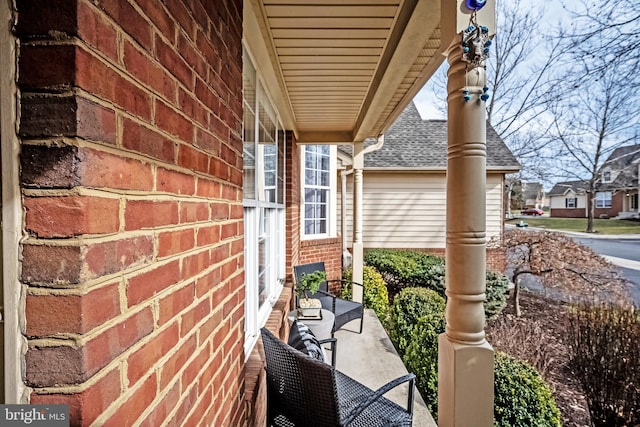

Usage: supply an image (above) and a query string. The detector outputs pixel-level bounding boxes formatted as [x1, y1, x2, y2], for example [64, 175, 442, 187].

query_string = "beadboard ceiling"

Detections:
[245, 0, 445, 143]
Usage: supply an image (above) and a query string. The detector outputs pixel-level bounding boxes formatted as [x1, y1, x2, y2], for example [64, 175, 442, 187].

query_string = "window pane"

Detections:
[277, 129, 285, 204]
[243, 48, 286, 354]
[243, 50, 257, 201]
[303, 145, 330, 237]
[319, 170, 329, 187]
[258, 208, 269, 307]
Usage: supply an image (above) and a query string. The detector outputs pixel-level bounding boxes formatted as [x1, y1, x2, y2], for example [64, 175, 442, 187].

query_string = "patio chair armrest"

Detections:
[342, 373, 416, 424]
[318, 337, 337, 367]
[315, 289, 337, 312]
[341, 279, 363, 291]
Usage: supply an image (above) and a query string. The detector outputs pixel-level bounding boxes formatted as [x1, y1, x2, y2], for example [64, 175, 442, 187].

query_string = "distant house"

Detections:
[599, 144, 640, 219]
[548, 180, 590, 218]
[337, 102, 520, 268]
[549, 144, 640, 219]
[521, 182, 546, 209]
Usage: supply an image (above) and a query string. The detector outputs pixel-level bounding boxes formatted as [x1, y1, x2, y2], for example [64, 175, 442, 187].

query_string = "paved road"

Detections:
[572, 237, 640, 305]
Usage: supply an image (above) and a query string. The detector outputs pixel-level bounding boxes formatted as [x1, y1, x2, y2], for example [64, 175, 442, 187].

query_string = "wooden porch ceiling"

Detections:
[245, 0, 445, 143]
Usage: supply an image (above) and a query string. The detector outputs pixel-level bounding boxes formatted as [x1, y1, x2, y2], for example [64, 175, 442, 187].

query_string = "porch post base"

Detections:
[437, 333, 494, 427]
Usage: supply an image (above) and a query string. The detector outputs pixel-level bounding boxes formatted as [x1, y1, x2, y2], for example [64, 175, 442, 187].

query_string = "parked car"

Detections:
[521, 208, 544, 216]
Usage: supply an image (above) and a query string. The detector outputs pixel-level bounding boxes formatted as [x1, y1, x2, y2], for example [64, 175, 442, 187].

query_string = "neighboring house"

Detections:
[548, 180, 590, 218]
[337, 102, 520, 270]
[521, 182, 546, 209]
[549, 144, 640, 219]
[598, 144, 640, 219]
[0, 2, 497, 426]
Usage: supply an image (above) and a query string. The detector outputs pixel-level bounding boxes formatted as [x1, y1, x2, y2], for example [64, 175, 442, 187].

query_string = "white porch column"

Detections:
[438, 3, 496, 426]
[351, 141, 364, 302]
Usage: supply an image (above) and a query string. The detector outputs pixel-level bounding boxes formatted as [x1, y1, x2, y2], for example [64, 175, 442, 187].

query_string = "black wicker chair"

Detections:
[293, 262, 364, 335]
[261, 327, 415, 427]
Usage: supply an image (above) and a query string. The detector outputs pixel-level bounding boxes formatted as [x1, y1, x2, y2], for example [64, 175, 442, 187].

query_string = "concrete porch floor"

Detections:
[333, 309, 437, 427]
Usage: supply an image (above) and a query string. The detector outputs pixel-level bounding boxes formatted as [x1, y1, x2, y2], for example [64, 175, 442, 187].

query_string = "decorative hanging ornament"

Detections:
[461, 13, 491, 67]
[461, 9, 492, 103]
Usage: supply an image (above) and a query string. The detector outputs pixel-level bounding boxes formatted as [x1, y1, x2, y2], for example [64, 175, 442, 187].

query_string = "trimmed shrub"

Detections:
[494, 351, 562, 427]
[366, 248, 509, 319]
[387, 287, 445, 357]
[342, 266, 389, 321]
[565, 304, 640, 427]
[364, 249, 445, 296]
[403, 312, 445, 418]
[485, 270, 509, 319]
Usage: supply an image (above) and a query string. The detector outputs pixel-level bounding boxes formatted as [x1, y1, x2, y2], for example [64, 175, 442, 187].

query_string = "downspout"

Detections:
[362, 133, 385, 155]
[350, 134, 384, 301]
[341, 168, 353, 268]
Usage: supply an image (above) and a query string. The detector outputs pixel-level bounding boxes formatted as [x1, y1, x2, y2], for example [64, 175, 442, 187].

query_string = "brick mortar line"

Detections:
[22, 36, 232, 150]
[21, 127, 237, 184]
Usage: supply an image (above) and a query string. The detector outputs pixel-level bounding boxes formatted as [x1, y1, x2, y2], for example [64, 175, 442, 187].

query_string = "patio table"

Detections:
[287, 308, 335, 340]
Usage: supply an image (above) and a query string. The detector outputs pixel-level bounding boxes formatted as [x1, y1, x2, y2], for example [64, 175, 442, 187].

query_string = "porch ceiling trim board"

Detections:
[245, 0, 445, 144]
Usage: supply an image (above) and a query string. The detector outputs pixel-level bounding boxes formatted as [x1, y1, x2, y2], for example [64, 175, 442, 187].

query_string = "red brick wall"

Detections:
[595, 192, 624, 218]
[551, 208, 586, 218]
[17, 0, 245, 425]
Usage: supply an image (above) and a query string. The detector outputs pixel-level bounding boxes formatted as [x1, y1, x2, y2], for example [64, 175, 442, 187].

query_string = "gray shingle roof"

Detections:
[339, 101, 520, 171]
[600, 144, 640, 190]
[547, 180, 590, 196]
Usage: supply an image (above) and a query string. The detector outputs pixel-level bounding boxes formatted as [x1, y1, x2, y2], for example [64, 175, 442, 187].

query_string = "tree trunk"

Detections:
[513, 275, 522, 317]
[586, 191, 595, 233]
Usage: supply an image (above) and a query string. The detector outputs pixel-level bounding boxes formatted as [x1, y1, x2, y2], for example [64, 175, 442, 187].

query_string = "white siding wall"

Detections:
[549, 193, 587, 209]
[338, 172, 504, 249]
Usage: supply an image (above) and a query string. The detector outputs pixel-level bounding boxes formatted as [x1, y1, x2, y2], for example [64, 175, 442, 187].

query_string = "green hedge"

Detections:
[342, 266, 389, 321]
[485, 270, 509, 319]
[403, 312, 445, 417]
[365, 248, 509, 319]
[387, 287, 445, 358]
[494, 351, 562, 427]
[364, 249, 445, 296]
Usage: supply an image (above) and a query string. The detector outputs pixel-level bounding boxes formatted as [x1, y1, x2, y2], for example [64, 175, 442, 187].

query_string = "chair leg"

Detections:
[358, 315, 364, 334]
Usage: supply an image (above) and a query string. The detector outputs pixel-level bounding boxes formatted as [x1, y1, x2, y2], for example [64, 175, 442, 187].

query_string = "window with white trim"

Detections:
[565, 197, 577, 208]
[601, 169, 612, 183]
[243, 48, 285, 355]
[303, 145, 331, 237]
[595, 191, 612, 208]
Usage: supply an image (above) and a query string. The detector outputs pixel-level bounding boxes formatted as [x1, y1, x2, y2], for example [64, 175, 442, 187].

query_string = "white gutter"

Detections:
[340, 168, 353, 258]
[362, 134, 385, 155]
[347, 134, 385, 280]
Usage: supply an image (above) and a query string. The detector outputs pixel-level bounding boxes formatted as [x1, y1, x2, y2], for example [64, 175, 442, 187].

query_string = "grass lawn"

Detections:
[506, 217, 640, 234]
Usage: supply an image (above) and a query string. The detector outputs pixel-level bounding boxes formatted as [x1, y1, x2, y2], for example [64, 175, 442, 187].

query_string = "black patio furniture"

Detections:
[261, 327, 415, 427]
[293, 262, 364, 335]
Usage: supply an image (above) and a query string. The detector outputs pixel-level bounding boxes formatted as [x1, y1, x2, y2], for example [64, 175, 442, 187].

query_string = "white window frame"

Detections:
[595, 191, 612, 208]
[1, 1, 24, 401]
[601, 169, 612, 183]
[242, 47, 285, 357]
[565, 197, 577, 208]
[301, 145, 337, 239]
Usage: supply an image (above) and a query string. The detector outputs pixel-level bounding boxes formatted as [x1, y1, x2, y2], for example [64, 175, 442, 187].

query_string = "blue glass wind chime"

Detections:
[461, 0, 491, 103]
